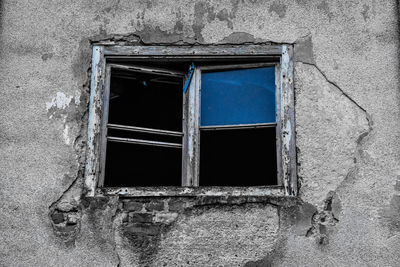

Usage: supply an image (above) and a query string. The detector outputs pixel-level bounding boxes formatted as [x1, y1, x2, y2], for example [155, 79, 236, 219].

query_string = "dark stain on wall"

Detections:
[192, 2, 215, 42]
[81, 196, 120, 252]
[71, 39, 92, 82]
[219, 32, 266, 44]
[361, 4, 370, 21]
[317, 1, 334, 21]
[41, 53, 54, 61]
[244, 200, 317, 266]
[116, 195, 315, 265]
[49, 200, 81, 247]
[133, 25, 189, 44]
[380, 176, 400, 233]
[269, 1, 287, 19]
[294, 35, 315, 64]
[216, 8, 235, 29]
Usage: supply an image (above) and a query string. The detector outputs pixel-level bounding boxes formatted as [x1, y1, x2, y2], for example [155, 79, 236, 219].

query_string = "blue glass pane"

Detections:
[200, 67, 276, 126]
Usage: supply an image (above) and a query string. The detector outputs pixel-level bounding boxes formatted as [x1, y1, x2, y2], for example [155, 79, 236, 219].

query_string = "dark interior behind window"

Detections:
[104, 69, 183, 187]
[199, 127, 277, 186]
[102, 61, 279, 187]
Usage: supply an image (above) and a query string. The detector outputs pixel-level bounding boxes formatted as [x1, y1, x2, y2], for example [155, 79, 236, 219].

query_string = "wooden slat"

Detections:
[109, 63, 185, 77]
[108, 123, 183, 137]
[107, 136, 182, 148]
[200, 122, 277, 131]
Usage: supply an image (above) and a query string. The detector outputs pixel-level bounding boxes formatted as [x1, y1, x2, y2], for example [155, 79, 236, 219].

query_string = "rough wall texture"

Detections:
[0, 0, 399, 266]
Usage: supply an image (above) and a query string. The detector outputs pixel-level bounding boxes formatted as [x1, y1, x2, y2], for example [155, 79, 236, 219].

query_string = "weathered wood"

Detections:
[275, 63, 283, 187]
[107, 136, 182, 148]
[102, 186, 284, 197]
[104, 45, 282, 57]
[109, 63, 185, 77]
[108, 123, 183, 137]
[182, 69, 201, 186]
[280, 45, 297, 196]
[181, 75, 189, 186]
[85, 46, 105, 196]
[192, 69, 201, 187]
[98, 65, 111, 188]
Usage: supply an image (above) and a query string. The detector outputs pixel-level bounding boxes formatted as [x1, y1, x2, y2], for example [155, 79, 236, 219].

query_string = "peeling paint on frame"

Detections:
[85, 46, 105, 196]
[280, 45, 297, 196]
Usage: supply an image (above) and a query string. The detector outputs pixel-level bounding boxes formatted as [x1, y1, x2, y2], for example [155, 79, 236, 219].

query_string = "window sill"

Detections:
[97, 186, 285, 197]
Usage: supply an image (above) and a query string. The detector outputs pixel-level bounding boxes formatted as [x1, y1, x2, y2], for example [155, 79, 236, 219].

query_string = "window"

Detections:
[85, 45, 296, 197]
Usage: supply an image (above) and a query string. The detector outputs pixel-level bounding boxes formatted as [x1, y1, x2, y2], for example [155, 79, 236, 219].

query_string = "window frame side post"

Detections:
[280, 45, 297, 196]
[193, 68, 201, 186]
[182, 75, 189, 186]
[85, 46, 106, 196]
[182, 68, 201, 186]
[98, 64, 112, 187]
[275, 63, 283, 187]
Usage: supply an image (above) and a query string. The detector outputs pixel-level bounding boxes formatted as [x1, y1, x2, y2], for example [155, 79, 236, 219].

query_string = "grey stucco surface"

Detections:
[0, 0, 399, 266]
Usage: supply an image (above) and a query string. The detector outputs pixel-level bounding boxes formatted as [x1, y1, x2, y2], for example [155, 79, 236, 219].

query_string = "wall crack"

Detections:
[297, 61, 368, 114]
[296, 61, 374, 246]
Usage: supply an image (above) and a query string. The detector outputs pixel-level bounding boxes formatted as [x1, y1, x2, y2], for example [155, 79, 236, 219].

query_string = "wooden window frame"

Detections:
[84, 45, 296, 197]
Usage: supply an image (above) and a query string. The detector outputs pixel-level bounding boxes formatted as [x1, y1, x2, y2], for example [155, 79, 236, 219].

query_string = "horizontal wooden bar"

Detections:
[108, 123, 183, 137]
[107, 136, 182, 148]
[104, 45, 283, 57]
[200, 122, 277, 131]
[101, 186, 285, 197]
[109, 63, 185, 77]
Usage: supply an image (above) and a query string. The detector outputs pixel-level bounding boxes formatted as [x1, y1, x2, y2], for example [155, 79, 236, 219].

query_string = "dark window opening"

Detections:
[104, 142, 182, 187]
[103, 66, 183, 187]
[108, 69, 183, 131]
[199, 127, 277, 186]
[101, 61, 279, 188]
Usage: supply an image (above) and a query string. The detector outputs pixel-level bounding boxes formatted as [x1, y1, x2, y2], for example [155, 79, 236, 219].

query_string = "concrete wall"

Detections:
[0, 0, 399, 266]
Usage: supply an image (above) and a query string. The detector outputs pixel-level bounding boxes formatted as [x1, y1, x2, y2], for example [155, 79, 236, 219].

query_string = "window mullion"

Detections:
[182, 68, 200, 186]
[275, 63, 283, 188]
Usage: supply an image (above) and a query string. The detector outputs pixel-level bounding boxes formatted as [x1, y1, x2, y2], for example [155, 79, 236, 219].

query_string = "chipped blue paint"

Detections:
[183, 63, 195, 93]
